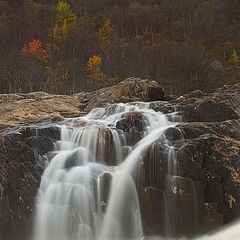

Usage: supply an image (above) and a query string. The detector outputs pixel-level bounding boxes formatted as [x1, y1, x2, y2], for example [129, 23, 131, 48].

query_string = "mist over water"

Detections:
[32, 103, 240, 240]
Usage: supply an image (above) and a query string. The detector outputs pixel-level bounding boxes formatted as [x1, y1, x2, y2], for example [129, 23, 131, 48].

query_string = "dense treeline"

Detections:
[0, 0, 240, 94]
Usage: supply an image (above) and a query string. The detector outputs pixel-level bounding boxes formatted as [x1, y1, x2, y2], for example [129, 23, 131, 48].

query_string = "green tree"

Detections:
[56, 1, 77, 26]
[51, 1, 77, 40]
[98, 18, 114, 51]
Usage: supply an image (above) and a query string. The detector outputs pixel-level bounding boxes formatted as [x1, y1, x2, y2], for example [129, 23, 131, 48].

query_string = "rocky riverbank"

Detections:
[0, 78, 239, 239]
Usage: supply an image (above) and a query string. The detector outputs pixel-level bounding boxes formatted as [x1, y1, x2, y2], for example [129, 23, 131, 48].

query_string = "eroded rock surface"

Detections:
[0, 125, 60, 240]
[175, 83, 240, 122]
[138, 120, 240, 237]
[137, 83, 240, 237]
[78, 77, 165, 112]
[0, 78, 165, 127]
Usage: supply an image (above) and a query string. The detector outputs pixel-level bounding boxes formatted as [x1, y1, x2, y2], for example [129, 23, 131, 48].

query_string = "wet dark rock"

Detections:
[121, 146, 132, 159]
[116, 112, 145, 146]
[0, 135, 43, 240]
[0, 123, 61, 239]
[200, 203, 223, 233]
[148, 84, 165, 101]
[174, 123, 240, 230]
[97, 127, 118, 166]
[64, 151, 79, 169]
[181, 99, 238, 122]
[176, 83, 240, 122]
[149, 101, 176, 114]
[177, 144, 206, 181]
[117, 112, 145, 132]
[18, 124, 61, 141]
[25, 136, 55, 155]
[204, 181, 224, 206]
[138, 102, 240, 237]
[163, 127, 184, 142]
[139, 187, 165, 235]
[98, 172, 112, 211]
[142, 140, 169, 188]
[164, 176, 205, 237]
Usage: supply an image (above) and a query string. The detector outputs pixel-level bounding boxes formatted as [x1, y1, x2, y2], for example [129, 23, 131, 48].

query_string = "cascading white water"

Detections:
[32, 102, 240, 240]
[32, 102, 177, 240]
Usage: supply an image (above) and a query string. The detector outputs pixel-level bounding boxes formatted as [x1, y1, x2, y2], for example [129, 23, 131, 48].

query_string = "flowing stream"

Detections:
[32, 102, 240, 240]
[33, 102, 176, 240]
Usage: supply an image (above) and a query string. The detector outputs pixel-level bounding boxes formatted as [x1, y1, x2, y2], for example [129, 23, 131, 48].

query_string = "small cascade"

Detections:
[162, 127, 202, 237]
[32, 101, 203, 240]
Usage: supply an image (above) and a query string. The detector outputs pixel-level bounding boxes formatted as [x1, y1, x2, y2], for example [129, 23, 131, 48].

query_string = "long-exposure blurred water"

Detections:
[32, 103, 240, 240]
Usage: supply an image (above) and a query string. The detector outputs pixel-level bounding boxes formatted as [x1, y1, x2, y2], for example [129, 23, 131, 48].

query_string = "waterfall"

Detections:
[32, 102, 183, 240]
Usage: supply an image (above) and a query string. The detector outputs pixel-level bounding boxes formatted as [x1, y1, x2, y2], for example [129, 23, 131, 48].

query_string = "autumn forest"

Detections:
[1, 0, 240, 95]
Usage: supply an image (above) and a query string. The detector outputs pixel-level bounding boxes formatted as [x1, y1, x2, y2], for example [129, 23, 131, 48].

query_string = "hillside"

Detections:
[0, 0, 240, 95]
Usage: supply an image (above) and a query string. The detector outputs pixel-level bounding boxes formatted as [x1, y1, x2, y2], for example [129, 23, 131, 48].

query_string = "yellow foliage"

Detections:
[87, 55, 102, 71]
[98, 19, 114, 50]
[87, 55, 106, 84]
[86, 55, 117, 89]
[61, 19, 69, 39]
[225, 193, 236, 209]
[51, 21, 69, 40]
[52, 24, 59, 39]
[229, 49, 240, 69]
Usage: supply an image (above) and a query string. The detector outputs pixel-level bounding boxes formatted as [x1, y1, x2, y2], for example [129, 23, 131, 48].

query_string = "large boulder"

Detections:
[77, 78, 165, 112]
[116, 112, 145, 146]
[0, 93, 82, 127]
[176, 83, 240, 122]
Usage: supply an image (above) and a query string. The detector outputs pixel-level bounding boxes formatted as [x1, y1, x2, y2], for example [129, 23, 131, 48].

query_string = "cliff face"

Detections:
[0, 79, 239, 239]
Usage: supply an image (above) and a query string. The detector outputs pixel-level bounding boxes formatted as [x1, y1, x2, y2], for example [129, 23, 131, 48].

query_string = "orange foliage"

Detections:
[21, 39, 49, 63]
[87, 55, 106, 85]
[87, 55, 102, 72]
[86, 55, 117, 88]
